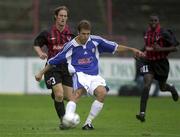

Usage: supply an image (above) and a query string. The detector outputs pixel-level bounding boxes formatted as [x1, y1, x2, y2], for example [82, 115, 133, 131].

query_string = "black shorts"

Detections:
[44, 63, 72, 89]
[140, 58, 169, 82]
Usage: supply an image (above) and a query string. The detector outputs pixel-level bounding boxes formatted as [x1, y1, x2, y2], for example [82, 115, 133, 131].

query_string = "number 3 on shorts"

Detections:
[50, 77, 56, 85]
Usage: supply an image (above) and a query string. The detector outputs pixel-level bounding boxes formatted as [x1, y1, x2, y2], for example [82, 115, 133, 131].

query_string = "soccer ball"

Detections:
[62, 113, 80, 128]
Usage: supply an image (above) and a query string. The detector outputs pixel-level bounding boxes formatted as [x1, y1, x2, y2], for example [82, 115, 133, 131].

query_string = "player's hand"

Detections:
[35, 72, 43, 82]
[153, 44, 162, 51]
[133, 49, 145, 58]
[39, 52, 48, 60]
[35, 65, 51, 82]
[146, 44, 162, 52]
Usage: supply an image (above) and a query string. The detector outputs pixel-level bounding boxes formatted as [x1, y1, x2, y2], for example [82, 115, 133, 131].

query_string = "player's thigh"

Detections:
[44, 70, 63, 89]
[153, 59, 169, 82]
[144, 73, 154, 86]
[62, 72, 73, 87]
[52, 83, 64, 97]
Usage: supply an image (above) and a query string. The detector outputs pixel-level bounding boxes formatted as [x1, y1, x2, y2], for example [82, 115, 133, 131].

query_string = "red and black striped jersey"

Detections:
[144, 24, 177, 60]
[34, 25, 74, 59]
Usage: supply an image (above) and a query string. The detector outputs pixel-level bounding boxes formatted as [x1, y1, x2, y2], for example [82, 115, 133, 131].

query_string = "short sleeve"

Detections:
[161, 29, 179, 46]
[47, 42, 73, 65]
[94, 36, 118, 54]
[33, 31, 48, 47]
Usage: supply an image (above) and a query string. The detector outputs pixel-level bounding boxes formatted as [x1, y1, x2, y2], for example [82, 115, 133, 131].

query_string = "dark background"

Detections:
[0, 0, 179, 57]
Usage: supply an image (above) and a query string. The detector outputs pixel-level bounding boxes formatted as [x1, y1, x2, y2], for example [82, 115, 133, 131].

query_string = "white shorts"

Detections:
[73, 72, 107, 96]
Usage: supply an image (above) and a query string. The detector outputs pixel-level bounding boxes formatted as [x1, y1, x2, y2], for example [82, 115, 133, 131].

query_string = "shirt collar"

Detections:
[72, 36, 91, 47]
[52, 24, 68, 33]
[148, 24, 161, 33]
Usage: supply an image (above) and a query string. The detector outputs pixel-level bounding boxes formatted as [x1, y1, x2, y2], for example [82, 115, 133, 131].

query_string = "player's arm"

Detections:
[151, 44, 178, 52]
[35, 43, 73, 82]
[34, 46, 48, 60]
[116, 45, 145, 57]
[35, 54, 66, 82]
[149, 29, 178, 52]
[33, 31, 48, 60]
[35, 64, 52, 81]
[35, 54, 64, 82]
[95, 36, 145, 57]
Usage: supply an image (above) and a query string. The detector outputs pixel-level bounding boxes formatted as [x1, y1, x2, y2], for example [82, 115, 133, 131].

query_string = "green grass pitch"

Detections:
[0, 95, 180, 137]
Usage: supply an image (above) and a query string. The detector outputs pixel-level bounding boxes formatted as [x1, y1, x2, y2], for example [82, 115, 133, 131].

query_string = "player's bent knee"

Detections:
[95, 89, 107, 102]
[54, 92, 64, 101]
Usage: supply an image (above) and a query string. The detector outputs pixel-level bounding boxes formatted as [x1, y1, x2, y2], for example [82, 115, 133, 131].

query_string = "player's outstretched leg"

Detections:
[82, 86, 106, 130]
[136, 74, 153, 122]
[54, 100, 66, 129]
[51, 92, 66, 129]
[82, 100, 103, 130]
[136, 86, 150, 122]
[160, 83, 179, 102]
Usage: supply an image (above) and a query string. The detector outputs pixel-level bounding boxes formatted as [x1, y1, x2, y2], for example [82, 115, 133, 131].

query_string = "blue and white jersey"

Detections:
[48, 35, 118, 75]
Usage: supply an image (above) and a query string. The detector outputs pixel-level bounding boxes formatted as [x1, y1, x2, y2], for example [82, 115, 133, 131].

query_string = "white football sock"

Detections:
[65, 101, 76, 114]
[85, 100, 104, 125]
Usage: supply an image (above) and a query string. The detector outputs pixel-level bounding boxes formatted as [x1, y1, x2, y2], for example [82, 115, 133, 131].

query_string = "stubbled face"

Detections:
[55, 9, 68, 27]
[149, 16, 159, 29]
[78, 29, 91, 44]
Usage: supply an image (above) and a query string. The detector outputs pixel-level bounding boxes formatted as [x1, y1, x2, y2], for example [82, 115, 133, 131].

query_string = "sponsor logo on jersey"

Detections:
[92, 48, 95, 53]
[155, 35, 161, 41]
[67, 36, 71, 41]
[78, 57, 93, 64]
[53, 44, 63, 50]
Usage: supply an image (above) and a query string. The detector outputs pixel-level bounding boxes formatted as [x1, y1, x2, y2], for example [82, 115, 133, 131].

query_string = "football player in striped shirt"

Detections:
[136, 14, 179, 122]
[33, 6, 74, 129]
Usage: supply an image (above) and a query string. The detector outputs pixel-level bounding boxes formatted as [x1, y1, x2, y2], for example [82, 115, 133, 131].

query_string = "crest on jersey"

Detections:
[67, 36, 71, 41]
[92, 48, 95, 53]
[155, 35, 160, 41]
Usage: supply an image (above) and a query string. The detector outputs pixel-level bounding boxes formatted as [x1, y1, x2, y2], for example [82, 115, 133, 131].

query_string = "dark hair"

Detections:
[53, 6, 69, 20]
[77, 20, 91, 32]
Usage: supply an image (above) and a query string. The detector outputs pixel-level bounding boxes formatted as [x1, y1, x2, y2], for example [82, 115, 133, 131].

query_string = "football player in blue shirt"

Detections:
[35, 20, 145, 130]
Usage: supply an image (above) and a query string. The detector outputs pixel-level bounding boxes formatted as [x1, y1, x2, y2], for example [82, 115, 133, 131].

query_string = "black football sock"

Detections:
[140, 87, 150, 113]
[54, 101, 65, 122]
